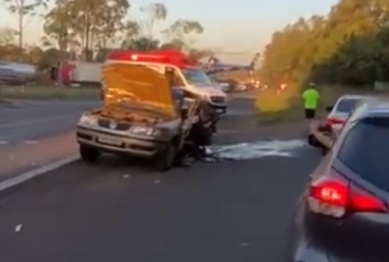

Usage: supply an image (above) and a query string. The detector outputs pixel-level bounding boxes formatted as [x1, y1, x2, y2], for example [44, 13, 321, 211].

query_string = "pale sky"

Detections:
[1, 0, 339, 64]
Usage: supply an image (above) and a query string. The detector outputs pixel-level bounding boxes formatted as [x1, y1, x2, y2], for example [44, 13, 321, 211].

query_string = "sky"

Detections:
[1, 0, 339, 64]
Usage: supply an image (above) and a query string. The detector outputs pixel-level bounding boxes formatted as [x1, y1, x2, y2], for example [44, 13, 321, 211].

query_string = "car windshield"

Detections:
[338, 117, 389, 192]
[182, 68, 213, 86]
[335, 98, 361, 113]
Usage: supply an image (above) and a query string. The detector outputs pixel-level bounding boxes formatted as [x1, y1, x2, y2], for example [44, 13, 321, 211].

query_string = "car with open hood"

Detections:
[76, 62, 200, 171]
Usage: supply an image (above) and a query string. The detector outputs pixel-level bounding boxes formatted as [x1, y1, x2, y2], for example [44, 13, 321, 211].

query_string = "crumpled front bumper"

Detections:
[76, 126, 168, 157]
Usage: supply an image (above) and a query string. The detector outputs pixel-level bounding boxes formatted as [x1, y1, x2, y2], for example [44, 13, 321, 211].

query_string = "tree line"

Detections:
[259, 0, 389, 88]
[0, 0, 209, 70]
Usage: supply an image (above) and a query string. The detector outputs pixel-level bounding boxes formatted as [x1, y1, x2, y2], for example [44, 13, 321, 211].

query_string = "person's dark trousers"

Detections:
[304, 108, 316, 119]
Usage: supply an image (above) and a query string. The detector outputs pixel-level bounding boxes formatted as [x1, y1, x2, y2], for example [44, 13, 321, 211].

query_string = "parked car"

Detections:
[209, 76, 232, 93]
[76, 63, 205, 171]
[288, 100, 389, 262]
[308, 95, 375, 150]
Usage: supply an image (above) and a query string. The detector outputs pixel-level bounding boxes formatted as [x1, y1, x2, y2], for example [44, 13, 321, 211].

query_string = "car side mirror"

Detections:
[325, 105, 333, 112]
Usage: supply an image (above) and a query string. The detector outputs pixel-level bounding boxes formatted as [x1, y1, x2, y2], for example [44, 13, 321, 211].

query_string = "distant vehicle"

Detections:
[56, 61, 103, 85]
[105, 50, 228, 114]
[0, 61, 36, 84]
[288, 100, 389, 262]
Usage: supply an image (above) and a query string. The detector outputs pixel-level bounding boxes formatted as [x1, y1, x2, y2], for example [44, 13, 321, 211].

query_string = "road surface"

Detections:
[0, 100, 100, 144]
[0, 91, 322, 262]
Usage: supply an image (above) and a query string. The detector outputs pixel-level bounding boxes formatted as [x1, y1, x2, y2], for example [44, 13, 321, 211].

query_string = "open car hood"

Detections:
[102, 63, 177, 118]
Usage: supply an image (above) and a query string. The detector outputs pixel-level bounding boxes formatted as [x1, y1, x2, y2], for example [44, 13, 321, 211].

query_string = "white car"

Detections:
[325, 94, 375, 135]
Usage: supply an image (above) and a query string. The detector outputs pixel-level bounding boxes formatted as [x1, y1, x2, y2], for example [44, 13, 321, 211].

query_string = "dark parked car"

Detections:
[288, 100, 389, 262]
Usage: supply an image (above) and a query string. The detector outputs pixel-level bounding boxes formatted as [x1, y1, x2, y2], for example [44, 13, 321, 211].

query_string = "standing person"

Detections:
[302, 82, 320, 123]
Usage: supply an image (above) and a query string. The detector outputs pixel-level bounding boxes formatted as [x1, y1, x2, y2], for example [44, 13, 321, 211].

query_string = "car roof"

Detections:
[337, 94, 375, 101]
[352, 99, 389, 120]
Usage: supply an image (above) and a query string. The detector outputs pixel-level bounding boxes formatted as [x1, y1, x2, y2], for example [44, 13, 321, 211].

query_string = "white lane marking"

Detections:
[0, 114, 78, 130]
[23, 140, 39, 145]
[0, 154, 79, 192]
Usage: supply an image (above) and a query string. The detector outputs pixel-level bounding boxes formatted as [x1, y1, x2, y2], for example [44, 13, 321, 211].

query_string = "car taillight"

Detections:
[326, 117, 345, 125]
[308, 168, 388, 218]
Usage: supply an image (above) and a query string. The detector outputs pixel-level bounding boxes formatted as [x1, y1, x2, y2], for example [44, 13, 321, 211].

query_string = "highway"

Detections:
[0, 92, 320, 261]
[0, 100, 100, 144]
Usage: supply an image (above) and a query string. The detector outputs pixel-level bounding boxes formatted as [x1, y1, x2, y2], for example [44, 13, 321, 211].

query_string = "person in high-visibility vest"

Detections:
[302, 82, 320, 123]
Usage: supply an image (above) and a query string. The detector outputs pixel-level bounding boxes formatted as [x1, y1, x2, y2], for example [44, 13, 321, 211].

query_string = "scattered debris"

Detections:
[123, 174, 130, 179]
[207, 139, 306, 161]
[15, 224, 23, 233]
[154, 180, 161, 184]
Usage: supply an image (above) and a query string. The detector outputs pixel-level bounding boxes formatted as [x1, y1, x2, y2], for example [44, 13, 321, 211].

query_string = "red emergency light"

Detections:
[107, 50, 199, 68]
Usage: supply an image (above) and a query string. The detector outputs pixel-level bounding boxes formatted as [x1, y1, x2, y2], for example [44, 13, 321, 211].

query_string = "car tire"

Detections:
[79, 145, 101, 163]
[307, 134, 320, 147]
[155, 143, 177, 172]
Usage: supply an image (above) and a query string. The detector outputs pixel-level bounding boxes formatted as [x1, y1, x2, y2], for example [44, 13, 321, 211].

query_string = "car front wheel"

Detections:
[80, 145, 101, 163]
[155, 143, 177, 171]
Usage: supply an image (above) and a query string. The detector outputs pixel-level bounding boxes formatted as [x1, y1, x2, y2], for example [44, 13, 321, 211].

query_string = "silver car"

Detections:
[325, 95, 374, 136]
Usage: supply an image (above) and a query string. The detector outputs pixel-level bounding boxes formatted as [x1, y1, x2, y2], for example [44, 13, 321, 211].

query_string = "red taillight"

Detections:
[326, 117, 345, 125]
[308, 169, 388, 217]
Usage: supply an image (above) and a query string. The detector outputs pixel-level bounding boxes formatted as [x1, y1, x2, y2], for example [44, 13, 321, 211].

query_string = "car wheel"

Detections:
[79, 145, 101, 163]
[155, 143, 177, 172]
[307, 134, 320, 147]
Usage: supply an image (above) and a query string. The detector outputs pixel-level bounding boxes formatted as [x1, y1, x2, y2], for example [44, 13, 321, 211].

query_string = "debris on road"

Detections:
[206, 139, 306, 161]
[154, 180, 161, 184]
[239, 242, 250, 246]
[15, 224, 23, 233]
[123, 174, 130, 179]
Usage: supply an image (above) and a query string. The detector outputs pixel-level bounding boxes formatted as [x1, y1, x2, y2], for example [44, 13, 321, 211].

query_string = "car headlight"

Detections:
[78, 115, 97, 126]
[130, 126, 159, 136]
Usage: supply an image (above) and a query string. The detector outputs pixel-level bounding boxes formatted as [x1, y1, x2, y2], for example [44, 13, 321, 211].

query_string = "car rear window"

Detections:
[335, 98, 360, 113]
[338, 117, 389, 192]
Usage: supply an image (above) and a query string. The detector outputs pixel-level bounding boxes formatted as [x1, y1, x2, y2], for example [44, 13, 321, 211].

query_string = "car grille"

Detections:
[98, 119, 131, 131]
[211, 96, 226, 103]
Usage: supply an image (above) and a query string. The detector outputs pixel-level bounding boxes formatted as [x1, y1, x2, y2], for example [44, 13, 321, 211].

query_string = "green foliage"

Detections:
[122, 3, 204, 53]
[43, 0, 130, 61]
[260, 0, 389, 87]
[1, 0, 48, 48]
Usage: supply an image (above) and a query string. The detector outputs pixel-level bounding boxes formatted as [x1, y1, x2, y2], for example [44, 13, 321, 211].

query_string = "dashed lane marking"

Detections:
[0, 154, 80, 192]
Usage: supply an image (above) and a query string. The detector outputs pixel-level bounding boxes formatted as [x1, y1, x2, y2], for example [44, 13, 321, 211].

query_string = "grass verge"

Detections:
[0, 86, 100, 100]
[255, 85, 380, 124]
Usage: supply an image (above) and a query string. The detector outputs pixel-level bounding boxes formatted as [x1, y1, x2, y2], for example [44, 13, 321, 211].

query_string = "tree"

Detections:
[259, 0, 389, 87]
[1, 0, 48, 50]
[122, 3, 204, 53]
[122, 36, 160, 51]
[43, 0, 130, 61]
[162, 20, 203, 48]
[0, 27, 16, 45]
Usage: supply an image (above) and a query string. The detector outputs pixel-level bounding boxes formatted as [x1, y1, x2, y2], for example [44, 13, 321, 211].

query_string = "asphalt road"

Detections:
[0, 100, 100, 144]
[0, 90, 322, 262]
[0, 146, 320, 262]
